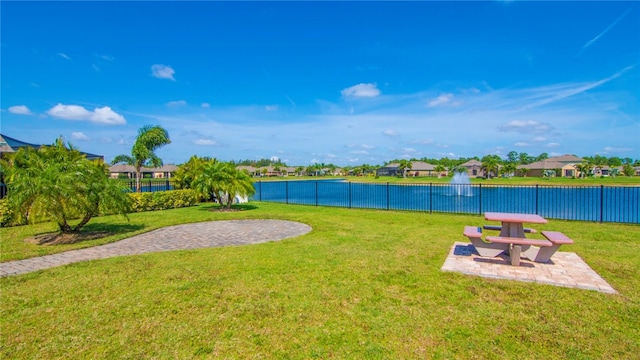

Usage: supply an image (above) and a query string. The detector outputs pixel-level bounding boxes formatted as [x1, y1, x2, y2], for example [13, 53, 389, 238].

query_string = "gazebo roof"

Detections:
[0, 134, 103, 161]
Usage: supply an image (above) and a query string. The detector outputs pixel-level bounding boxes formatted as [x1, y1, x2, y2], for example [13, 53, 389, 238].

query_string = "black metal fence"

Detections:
[121, 180, 175, 193]
[0, 180, 175, 199]
[253, 180, 640, 224]
[3, 179, 638, 224]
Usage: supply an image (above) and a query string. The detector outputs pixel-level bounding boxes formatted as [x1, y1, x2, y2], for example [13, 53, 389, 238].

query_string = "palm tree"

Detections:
[0, 137, 131, 234]
[481, 156, 499, 179]
[575, 161, 593, 179]
[397, 160, 412, 178]
[112, 125, 171, 192]
[192, 162, 255, 209]
[173, 155, 215, 190]
[434, 164, 446, 178]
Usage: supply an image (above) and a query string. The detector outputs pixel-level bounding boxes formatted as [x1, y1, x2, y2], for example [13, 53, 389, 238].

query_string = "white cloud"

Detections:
[265, 105, 279, 111]
[514, 142, 530, 147]
[546, 142, 560, 148]
[350, 150, 369, 155]
[194, 139, 216, 146]
[57, 52, 71, 60]
[603, 146, 633, 153]
[383, 129, 398, 137]
[151, 64, 176, 81]
[341, 83, 381, 98]
[47, 104, 126, 125]
[270, 156, 280, 162]
[94, 53, 114, 61]
[92, 64, 100, 72]
[498, 120, 551, 134]
[71, 132, 90, 141]
[532, 136, 546, 142]
[427, 93, 454, 107]
[166, 100, 187, 107]
[201, 103, 211, 108]
[8, 105, 33, 115]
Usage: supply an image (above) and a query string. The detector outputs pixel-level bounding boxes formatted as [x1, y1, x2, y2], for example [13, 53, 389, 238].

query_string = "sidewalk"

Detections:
[0, 220, 312, 277]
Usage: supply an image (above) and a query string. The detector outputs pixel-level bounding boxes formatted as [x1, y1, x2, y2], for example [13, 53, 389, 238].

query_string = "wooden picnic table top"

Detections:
[484, 212, 548, 224]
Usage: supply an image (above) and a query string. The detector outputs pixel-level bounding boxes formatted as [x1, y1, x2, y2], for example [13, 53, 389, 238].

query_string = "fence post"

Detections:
[166, 180, 170, 191]
[429, 183, 433, 214]
[535, 184, 539, 215]
[600, 185, 604, 223]
[148, 180, 152, 192]
[259, 181, 262, 201]
[315, 181, 318, 206]
[387, 182, 390, 210]
[479, 183, 482, 215]
[286, 181, 289, 204]
[349, 181, 352, 208]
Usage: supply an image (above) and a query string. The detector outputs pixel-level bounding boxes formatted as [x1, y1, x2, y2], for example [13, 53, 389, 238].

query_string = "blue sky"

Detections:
[1, 1, 639, 166]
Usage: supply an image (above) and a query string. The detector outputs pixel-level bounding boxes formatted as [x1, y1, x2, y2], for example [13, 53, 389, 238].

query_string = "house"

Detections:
[458, 159, 483, 178]
[109, 164, 177, 179]
[516, 155, 584, 177]
[236, 165, 298, 177]
[0, 133, 103, 161]
[376, 161, 436, 177]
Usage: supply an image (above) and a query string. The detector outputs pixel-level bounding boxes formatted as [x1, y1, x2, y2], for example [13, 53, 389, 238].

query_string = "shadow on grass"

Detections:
[197, 203, 258, 212]
[81, 223, 146, 235]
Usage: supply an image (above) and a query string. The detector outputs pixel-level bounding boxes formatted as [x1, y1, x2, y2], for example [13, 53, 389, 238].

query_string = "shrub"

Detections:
[127, 189, 198, 213]
[0, 198, 15, 227]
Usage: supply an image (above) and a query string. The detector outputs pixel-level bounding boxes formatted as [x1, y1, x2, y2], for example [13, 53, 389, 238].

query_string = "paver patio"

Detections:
[0, 220, 312, 277]
[441, 241, 616, 294]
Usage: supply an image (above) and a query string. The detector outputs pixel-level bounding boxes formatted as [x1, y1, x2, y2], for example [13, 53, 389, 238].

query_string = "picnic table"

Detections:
[484, 212, 547, 238]
[462, 212, 573, 266]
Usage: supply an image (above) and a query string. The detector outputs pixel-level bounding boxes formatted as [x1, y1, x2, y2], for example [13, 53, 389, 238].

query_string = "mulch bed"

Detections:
[24, 232, 112, 246]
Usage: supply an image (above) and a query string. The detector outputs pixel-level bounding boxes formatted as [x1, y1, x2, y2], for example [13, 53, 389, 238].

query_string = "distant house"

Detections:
[458, 159, 483, 178]
[109, 164, 177, 179]
[236, 165, 298, 177]
[376, 161, 436, 177]
[516, 155, 584, 177]
[0, 133, 103, 161]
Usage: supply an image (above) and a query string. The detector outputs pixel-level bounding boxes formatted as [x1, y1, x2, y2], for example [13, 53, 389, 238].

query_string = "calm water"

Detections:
[253, 180, 639, 224]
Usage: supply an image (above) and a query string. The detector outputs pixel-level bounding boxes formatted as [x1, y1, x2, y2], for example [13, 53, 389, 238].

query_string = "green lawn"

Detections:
[1, 202, 639, 358]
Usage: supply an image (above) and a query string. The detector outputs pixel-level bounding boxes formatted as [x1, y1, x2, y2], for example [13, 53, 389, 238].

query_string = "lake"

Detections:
[253, 180, 639, 224]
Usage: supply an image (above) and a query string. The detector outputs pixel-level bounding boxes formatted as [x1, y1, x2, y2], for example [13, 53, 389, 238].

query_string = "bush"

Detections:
[128, 189, 198, 213]
[0, 198, 15, 227]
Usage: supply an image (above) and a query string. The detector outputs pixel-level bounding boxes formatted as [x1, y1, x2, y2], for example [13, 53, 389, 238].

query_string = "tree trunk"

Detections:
[136, 168, 142, 192]
[58, 221, 73, 234]
[72, 212, 94, 233]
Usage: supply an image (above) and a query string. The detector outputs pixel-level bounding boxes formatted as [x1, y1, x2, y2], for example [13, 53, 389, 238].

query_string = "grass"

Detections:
[1, 202, 639, 358]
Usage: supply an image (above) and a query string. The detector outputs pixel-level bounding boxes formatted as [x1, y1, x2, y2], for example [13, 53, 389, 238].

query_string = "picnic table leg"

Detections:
[501, 222, 525, 238]
[510, 245, 521, 266]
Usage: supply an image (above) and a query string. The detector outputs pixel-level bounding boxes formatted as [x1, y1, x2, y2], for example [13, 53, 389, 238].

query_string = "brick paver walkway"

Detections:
[441, 242, 616, 294]
[0, 220, 312, 277]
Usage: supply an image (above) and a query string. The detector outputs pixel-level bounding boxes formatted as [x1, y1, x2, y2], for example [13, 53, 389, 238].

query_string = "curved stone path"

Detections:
[0, 220, 312, 277]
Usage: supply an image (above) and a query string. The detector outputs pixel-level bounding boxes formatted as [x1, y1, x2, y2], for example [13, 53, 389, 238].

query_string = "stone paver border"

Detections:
[441, 242, 616, 294]
[0, 220, 312, 277]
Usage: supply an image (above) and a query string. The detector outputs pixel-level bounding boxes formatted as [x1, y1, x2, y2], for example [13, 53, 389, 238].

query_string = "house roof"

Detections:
[460, 159, 482, 167]
[516, 155, 584, 170]
[382, 161, 436, 171]
[109, 164, 177, 173]
[518, 160, 569, 170]
[0, 133, 104, 160]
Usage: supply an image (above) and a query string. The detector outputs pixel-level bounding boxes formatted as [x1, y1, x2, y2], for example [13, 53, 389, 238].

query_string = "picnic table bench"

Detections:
[485, 236, 552, 266]
[463, 226, 510, 257]
[483, 225, 537, 234]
